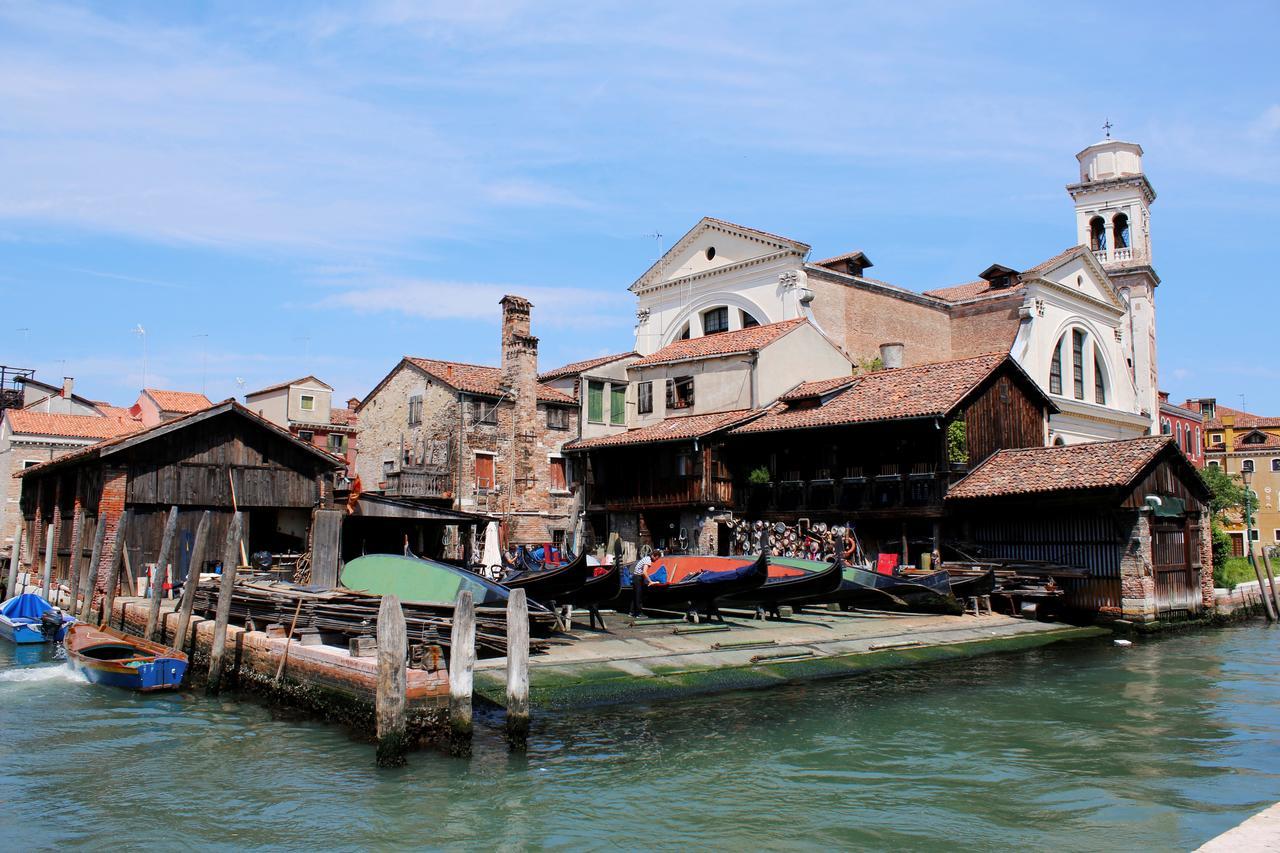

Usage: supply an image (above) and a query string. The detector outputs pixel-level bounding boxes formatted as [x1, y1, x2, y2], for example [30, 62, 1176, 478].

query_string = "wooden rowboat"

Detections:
[64, 623, 187, 692]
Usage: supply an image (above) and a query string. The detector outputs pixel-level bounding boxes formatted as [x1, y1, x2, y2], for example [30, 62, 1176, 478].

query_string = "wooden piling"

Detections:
[99, 511, 131, 625]
[64, 508, 85, 610]
[173, 511, 211, 653]
[1262, 549, 1280, 619]
[78, 516, 107, 621]
[40, 524, 55, 601]
[5, 522, 20, 601]
[375, 594, 409, 767]
[448, 589, 476, 755]
[207, 511, 243, 694]
[145, 506, 180, 641]
[505, 587, 530, 750]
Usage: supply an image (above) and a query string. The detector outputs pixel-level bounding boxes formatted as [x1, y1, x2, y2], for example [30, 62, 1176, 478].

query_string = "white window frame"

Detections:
[300, 394, 315, 411]
[474, 450, 497, 493]
[21, 460, 41, 469]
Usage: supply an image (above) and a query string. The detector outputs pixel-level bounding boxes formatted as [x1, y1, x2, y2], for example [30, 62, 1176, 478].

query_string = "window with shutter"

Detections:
[610, 383, 626, 425]
[637, 381, 653, 414]
[475, 454, 495, 491]
[550, 457, 567, 491]
[587, 381, 604, 423]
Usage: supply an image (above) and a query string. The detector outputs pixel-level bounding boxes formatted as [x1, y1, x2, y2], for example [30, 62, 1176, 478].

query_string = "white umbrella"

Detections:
[481, 521, 503, 579]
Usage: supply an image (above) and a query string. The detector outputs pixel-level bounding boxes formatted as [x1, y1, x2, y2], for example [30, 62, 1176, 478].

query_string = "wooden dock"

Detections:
[472, 608, 1107, 709]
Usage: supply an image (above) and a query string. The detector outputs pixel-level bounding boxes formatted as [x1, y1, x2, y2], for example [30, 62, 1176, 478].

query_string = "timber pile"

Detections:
[190, 580, 555, 657]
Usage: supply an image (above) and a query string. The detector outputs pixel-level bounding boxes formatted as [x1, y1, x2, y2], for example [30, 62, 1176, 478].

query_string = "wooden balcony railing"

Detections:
[736, 467, 966, 516]
[384, 468, 452, 499]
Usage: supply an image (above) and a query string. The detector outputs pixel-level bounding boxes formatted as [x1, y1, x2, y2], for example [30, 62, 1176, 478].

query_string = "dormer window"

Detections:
[978, 263, 1018, 289]
[300, 394, 315, 411]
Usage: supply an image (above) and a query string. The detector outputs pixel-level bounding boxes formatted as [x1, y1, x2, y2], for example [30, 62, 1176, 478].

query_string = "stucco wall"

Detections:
[755, 324, 853, 404]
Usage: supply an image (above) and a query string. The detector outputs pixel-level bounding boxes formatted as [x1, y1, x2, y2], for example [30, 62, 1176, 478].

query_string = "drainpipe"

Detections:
[456, 392, 464, 512]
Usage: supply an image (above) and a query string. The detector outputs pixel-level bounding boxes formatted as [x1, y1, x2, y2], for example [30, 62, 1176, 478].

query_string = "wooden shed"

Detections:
[946, 436, 1213, 621]
[16, 401, 345, 590]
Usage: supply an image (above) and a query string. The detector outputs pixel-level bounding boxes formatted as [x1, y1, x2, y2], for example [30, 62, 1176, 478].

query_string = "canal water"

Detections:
[2, 625, 1278, 851]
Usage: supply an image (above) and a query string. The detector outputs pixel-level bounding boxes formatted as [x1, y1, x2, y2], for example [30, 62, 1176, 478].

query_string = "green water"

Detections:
[2, 625, 1278, 850]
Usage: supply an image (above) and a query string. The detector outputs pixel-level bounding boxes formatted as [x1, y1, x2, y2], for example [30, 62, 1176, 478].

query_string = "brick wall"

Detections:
[1118, 510, 1156, 622]
[91, 466, 128, 601]
[1199, 516, 1215, 607]
[948, 298, 1023, 359]
[806, 270, 953, 367]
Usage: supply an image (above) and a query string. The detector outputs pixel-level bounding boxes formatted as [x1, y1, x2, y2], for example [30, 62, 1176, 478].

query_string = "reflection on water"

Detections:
[1, 626, 1277, 850]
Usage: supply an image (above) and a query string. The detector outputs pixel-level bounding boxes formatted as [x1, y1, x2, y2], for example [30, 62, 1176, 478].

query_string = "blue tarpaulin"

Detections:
[0, 593, 54, 621]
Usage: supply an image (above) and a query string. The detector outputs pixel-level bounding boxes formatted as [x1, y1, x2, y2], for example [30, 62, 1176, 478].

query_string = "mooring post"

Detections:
[1261, 549, 1280, 619]
[375, 594, 409, 768]
[145, 506, 180, 641]
[173, 511, 211, 653]
[40, 524, 55, 601]
[5, 522, 21, 601]
[505, 587, 531, 750]
[78, 516, 107, 621]
[207, 511, 244, 694]
[64, 508, 85, 610]
[99, 512, 131, 626]
[448, 589, 476, 755]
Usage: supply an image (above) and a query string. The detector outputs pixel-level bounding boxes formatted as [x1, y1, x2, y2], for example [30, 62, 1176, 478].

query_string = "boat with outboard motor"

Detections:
[0, 593, 75, 644]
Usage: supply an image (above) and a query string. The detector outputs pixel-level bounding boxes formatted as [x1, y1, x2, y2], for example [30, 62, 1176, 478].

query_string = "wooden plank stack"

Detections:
[190, 579, 555, 657]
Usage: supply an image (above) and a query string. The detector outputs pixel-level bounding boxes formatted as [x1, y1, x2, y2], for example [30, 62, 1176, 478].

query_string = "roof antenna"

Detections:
[646, 231, 663, 260]
[1102, 118, 1112, 139]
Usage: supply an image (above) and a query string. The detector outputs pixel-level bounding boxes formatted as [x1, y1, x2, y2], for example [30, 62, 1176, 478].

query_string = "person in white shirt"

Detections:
[630, 551, 657, 616]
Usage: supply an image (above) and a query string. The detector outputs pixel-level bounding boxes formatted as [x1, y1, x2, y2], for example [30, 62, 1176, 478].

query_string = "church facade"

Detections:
[629, 139, 1160, 445]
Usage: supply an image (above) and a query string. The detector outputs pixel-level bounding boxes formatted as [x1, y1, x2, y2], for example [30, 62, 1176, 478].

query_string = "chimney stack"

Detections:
[879, 343, 904, 370]
[61, 377, 74, 399]
[347, 397, 360, 410]
[500, 295, 539, 504]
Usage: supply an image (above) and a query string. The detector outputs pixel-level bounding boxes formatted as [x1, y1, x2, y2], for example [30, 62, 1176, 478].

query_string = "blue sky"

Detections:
[1, 1, 1278, 412]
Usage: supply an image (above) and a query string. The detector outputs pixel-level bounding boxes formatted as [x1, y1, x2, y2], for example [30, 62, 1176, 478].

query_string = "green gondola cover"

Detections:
[340, 554, 508, 606]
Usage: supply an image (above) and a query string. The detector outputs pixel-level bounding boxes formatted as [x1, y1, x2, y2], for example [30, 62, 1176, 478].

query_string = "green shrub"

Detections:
[747, 466, 771, 485]
[946, 420, 968, 464]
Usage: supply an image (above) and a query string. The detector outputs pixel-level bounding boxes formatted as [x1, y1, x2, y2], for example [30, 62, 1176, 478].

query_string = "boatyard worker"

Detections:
[631, 551, 655, 616]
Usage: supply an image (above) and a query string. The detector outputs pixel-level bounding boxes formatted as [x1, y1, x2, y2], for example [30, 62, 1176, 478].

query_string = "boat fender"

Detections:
[842, 537, 856, 559]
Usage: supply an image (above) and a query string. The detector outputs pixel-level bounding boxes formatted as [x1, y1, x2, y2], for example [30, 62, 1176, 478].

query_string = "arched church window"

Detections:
[702, 306, 729, 335]
[1049, 337, 1063, 395]
[741, 311, 760, 329]
[1113, 213, 1130, 249]
[1071, 329, 1085, 399]
[1161, 419, 1171, 435]
[1093, 345, 1107, 405]
[1089, 216, 1106, 252]
[678, 323, 691, 341]
[1053, 435, 1066, 446]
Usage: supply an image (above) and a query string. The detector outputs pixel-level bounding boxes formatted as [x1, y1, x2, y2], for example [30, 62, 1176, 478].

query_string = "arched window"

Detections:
[1071, 329, 1085, 399]
[1053, 435, 1066, 446]
[1176, 422, 1183, 447]
[741, 311, 760, 329]
[1243, 459, 1255, 474]
[1049, 337, 1063, 395]
[677, 323, 691, 341]
[1089, 216, 1107, 252]
[1113, 213, 1130, 249]
[1161, 419, 1171, 435]
[702, 306, 729, 335]
[1093, 345, 1107, 405]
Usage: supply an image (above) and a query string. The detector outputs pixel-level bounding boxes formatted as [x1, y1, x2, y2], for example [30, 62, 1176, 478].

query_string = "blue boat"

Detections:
[0, 593, 75, 644]
[64, 623, 188, 691]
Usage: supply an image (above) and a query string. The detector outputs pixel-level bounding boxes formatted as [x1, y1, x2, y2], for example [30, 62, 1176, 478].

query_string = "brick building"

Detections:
[355, 296, 579, 548]
[244, 376, 358, 475]
[1158, 391, 1203, 467]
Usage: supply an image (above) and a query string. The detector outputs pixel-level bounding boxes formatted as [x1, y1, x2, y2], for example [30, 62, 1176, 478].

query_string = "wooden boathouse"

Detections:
[945, 436, 1213, 621]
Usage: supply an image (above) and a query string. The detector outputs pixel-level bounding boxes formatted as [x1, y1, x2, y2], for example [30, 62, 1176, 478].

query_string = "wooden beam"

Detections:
[78, 516, 107, 621]
[5, 522, 20, 600]
[207, 511, 244, 694]
[172, 511, 211, 654]
[448, 589, 476, 756]
[505, 587, 530, 750]
[99, 511, 131, 626]
[311, 509, 344, 588]
[145, 506, 180, 641]
[40, 524, 55, 601]
[65, 508, 86, 612]
[375, 594, 409, 767]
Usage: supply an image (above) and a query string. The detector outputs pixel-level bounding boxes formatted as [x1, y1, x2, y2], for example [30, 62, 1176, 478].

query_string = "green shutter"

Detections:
[587, 381, 604, 423]
[610, 384, 626, 425]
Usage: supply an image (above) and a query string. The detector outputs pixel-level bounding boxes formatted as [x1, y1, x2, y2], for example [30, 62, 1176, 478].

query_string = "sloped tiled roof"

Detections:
[631, 319, 807, 368]
[144, 389, 213, 414]
[946, 436, 1174, 500]
[731, 353, 1026, 435]
[565, 409, 762, 451]
[924, 246, 1085, 304]
[5, 410, 143, 440]
[1182, 401, 1280, 431]
[778, 376, 858, 402]
[329, 407, 356, 427]
[1207, 430, 1280, 452]
[406, 358, 575, 404]
[538, 352, 638, 382]
[92, 403, 136, 421]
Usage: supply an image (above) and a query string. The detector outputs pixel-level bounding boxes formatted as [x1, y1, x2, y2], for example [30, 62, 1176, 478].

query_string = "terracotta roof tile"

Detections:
[245, 375, 332, 397]
[405, 358, 575, 404]
[144, 389, 213, 413]
[565, 409, 761, 451]
[538, 352, 638, 382]
[923, 246, 1085, 304]
[92, 404, 137, 421]
[1181, 401, 1280, 431]
[946, 436, 1174, 500]
[630, 319, 807, 368]
[1206, 430, 1280, 452]
[730, 353, 1017, 435]
[329, 407, 356, 427]
[778, 376, 858, 402]
[5, 410, 143, 440]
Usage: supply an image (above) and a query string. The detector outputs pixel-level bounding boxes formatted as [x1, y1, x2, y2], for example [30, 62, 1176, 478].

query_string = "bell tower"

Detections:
[1067, 132, 1159, 429]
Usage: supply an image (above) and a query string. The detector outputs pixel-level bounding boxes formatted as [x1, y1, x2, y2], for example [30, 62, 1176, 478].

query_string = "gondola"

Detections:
[64, 623, 187, 691]
[564, 560, 622, 609]
[948, 569, 997, 599]
[619, 552, 769, 616]
[769, 557, 908, 611]
[500, 548, 590, 604]
[723, 557, 844, 614]
[872, 568, 961, 614]
[342, 553, 536, 609]
[0, 593, 75, 644]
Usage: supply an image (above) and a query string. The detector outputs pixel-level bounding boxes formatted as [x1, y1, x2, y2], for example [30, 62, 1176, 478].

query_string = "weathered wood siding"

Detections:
[962, 372, 1046, 466]
[1122, 457, 1208, 513]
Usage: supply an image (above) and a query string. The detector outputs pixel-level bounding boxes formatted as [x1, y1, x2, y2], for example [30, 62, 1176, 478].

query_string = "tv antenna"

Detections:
[646, 231, 664, 260]
[131, 324, 148, 387]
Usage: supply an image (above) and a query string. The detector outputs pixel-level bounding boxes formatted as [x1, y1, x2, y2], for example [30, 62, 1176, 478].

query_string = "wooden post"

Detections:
[505, 587, 530, 750]
[448, 589, 476, 755]
[64, 508, 85, 610]
[99, 512, 131, 626]
[40, 524, 55, 601]
[207, 512, 244, 694]
[173, 511, 211, 653]
[310, 509, 343, 588]
[1247, 547, 1275, 621]
[78, 517, 107, 621]
[375, 594, 409, 767]
[5, 522, 20, 601]
[145, 506, 180, 641]
[1261, 549, 1280, 620]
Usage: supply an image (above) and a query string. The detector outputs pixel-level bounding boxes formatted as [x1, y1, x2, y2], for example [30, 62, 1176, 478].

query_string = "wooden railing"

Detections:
[384, 468, 452, 499]
[736, 468, 964, 516]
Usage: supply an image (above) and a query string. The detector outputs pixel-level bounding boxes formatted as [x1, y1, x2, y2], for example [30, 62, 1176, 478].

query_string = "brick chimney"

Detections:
[500, 295, 539, 502]
[61, 377, 74, 398]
